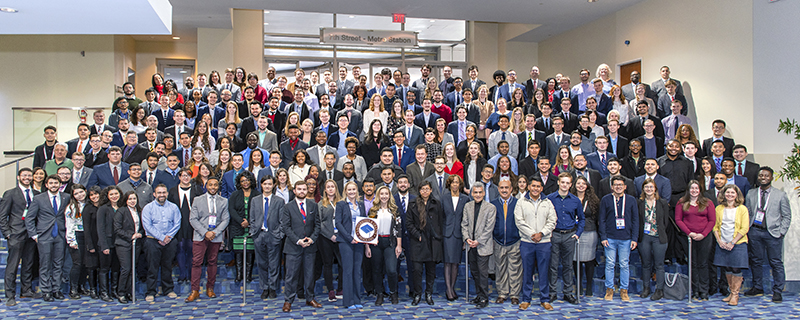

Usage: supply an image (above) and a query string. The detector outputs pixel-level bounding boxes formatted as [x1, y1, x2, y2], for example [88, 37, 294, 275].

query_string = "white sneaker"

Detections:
[167, 292, 178, 298]
[145, 295, 155, 302]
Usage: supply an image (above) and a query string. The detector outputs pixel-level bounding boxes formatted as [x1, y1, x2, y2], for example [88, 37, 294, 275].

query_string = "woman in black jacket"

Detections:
[96, 186, 122, 302]
[637, 178, 671, 301]
[228, 170, 257, 282]
[361, 119, 391, 169]
[167, 168, 203, 283]
[406, 180, 444, 306]
[82, 186, 102, 299]
[113, 191, 143, 304]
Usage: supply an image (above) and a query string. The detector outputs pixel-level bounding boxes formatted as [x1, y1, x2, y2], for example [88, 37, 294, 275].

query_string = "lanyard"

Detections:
[614, 195, 626, 218]
[758, 190, 771, 212]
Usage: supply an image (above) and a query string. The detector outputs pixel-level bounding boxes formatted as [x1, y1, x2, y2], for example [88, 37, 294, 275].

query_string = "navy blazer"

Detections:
[447, 120, 476, 146]
[151, 108, 175, 132]
[496, 83, 526, 104]
[595, 94, 613, 115]
[280, 199, 320, 255]
[633, 174, 672, 203]
[196, 105, 226, 128]
[707, 175, 750, 198]
[585, 151, 617, 178]
[442, 193, 469, 239]
[443, 91, 465, 109]
[87, 162, 130, 189]
[219, 169, 243, 198]
[414, 112, 440, 130]
[25, 191, 70, 241]
[598, 193, 639, 241]
[390, 145, 414, 168]
[326, 130, 358, 150]
[110, 131, 126, 148]
[550, 90, 579, 114]
[152, 169, 180, 191]
[67, 139, 92, 159]
[333, 199, 368, 244]
[394, 193, 416, 238]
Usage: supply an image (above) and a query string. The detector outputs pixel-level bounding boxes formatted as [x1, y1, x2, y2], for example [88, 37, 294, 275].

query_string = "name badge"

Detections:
[754, 210, 765, 225]
[22, 208, 28, 220]
[616, 218, 625, 229]
[643, 223, 652, 234]
[209, 215, 217, 229]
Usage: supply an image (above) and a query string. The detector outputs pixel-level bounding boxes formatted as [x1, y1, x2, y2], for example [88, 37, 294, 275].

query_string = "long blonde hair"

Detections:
[368, 186, 398, 218]
[424, 76, 438, 100]
[320, 180, 343, 208]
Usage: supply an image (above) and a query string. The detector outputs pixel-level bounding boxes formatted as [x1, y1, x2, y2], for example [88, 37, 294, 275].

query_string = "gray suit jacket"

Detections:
[257, 130, 279, 152]
[217, 83, 242, 102]
[650, 78, 683, 99]
[189, 194, 230, 242]
[117, 178, 154, 209]
[425, 173, 451, 202]
[545, 132, 570, 162]
[621, 82, 657, 102]
[745, 186, 792, 238]
[25, 191, 70, 241]
[460, 200, 497, 256]
[74, 167, 93, 187]
[406, 162, 435, 196]
[307, 145, 338, 168]
[281, 199, 321, 255]
[249, 194, 286, 240]
[0, 187, 40, 243]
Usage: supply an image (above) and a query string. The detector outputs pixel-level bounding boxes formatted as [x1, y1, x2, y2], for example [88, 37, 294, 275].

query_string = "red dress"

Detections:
[445, 161, 464, 180]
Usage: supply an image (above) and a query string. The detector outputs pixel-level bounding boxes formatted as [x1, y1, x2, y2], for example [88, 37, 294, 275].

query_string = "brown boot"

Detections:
[722, 274, 734, 302]
[620, 289, 630, 302]
[184, 290, 200, 303]
[728, 275, 742, 306]
[206, 287, 217, 298]
[604, 288, 614, 300]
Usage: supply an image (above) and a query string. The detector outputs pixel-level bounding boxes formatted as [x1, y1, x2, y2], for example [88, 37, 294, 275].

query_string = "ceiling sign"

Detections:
[320, 28, 418, 47]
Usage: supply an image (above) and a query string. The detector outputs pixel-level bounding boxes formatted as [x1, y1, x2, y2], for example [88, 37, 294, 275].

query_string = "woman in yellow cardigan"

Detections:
[712, 184, 749, 306]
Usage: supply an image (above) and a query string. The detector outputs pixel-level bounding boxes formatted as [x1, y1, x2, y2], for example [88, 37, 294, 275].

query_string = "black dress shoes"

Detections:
[52, 292, 65, 300]
[43, 293, 54, 302]
[425, 292, 434, 305]
[563, 294, 578, 304]
[411, 294, 421, 306]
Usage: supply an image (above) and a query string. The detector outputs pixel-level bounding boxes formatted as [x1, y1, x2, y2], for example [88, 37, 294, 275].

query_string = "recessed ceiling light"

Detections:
[264, 11, 270, 14]
[0, 7, 18, 13]
[264, 22, 269, 25]
[430, 20, 436, 22]
[588, 0, 597, 2]
[349, 15, 355, 18]
[342, 26, 347, 29]
[172, 36, 180, 40]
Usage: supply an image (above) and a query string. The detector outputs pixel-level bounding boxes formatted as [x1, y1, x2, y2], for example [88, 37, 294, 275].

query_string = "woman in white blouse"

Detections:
[364, 186, 403, 305]
[288, 149, 311, 185]
[336, 137, 368, 183]
[65, 185, 91, 299]
[362, 93, 389, 139]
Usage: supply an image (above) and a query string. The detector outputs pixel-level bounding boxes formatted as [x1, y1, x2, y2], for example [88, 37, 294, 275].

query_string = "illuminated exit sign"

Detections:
[392, 13, 405, 23]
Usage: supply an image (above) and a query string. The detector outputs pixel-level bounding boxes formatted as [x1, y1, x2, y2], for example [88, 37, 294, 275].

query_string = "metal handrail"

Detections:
[0, 153, 34, 174]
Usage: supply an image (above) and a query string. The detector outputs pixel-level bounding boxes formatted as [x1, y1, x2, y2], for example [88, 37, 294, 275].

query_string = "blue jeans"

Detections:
[520, 241, 551, 303]
[604, 239, 631, 290]
[748, 227, 786, 293]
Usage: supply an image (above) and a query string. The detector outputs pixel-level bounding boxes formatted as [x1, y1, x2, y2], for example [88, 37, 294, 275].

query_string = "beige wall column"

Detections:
[232, 9, 264, 79]
[197, 27, 233, 74]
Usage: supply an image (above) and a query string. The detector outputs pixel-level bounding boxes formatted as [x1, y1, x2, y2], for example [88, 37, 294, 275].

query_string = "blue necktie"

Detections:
[300, 202, 306, 223]
[51, 195, 58, 238]
[263, 197, 270, 231]
[502, 131, 506, 140]
[400, 196, 406, 214]
[438, 176, 443, 193]
[24, 189, 31, 207]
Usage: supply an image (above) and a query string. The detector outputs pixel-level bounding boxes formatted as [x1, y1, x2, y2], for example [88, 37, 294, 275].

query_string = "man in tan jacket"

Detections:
[461, 182, 496, 309]
[515, 177, 557, 311]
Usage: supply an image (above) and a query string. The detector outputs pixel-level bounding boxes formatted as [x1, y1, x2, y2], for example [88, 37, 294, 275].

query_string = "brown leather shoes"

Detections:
[206, 287, 216, 298]
[541, 302, 553, 310]
[184, 290, 200, 303]
[510, 298, 520, 305]
[519, 302, 530, 310]
[282, 301, 292, 312]
[306, 299, 322, 308]
[495, 297, 506, 304]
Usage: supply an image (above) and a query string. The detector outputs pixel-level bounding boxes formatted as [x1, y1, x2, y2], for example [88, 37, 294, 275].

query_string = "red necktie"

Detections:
[738, 163, 743, 176]
[397, 149, 402, 165]
[113, 166, 119, 185]
[299, 202, 307, 223]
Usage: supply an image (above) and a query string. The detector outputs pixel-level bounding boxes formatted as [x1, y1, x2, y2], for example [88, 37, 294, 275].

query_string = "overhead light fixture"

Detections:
[0, 7, 18, 13]
[349, 15, 355, 18]
[430, 20, 436, 22]
[264, 22, 269, 25]
[588, 0, 597, 2]
[342, 26, 347, 29]
[264, 11, 270, 13]
[172, 36, 180, 40]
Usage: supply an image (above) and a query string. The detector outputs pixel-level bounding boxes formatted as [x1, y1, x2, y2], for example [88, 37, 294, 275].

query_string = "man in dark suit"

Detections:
[318, 151, 344, 187]
[0, 168, 41, 304]
[633, 159, 672, 202]
[446, 106, 475, 147]
[137, 116, 165, 144]
[627, 100, 665, 140]
[172, 132, 194, 168]
[397, 73, 422, 106]
[655, 79, 688, 118]
[280, 181, 322, 312]
[621, 71, 657, 102]
[151, 95, 175, 132]
[465, 65, 486, 93]
[585, 136, 616, 179]
[87, 147, 130, 189]
[67, 124, 92, 159]
[25, 175, 71, 302]
[589, 79, 613, 115]
[518, 114, 547, 161]
[313, 96, 339, 129]
[120, 131, 149, 165]
[732, 145, 760, 187]
[89, 110, 117, 135]
[196, 96, 226, 130]
[597, 158, 636, 199]
[720, 158, 751, 196]
[488, 70, 505, 104]
[163, 110, 193, 141]
[390, 131, 414, 168]
[219, 154, 245, 198]
[279, 124, 309, 169]
[524, 66, 546, 104]
[335, 95, 363, 138]
[326, 115, 358, 158]
[250, 176, 286, 300]
[85, 135, 109, 168]
[336, 66, 355, 96]
[533, 157, 558, 195]
[518, 142, 541, 181]
[556, 99, 580, 134]
[400, 110, 425, 148]
[605, 119, 630, 159]
[534, 104, 555, 136]
[571, 154, 602, 197]
[443, 77, 465, 109]
[286, 88, 312, 122]
[414, 100, 440, 130]
[152, 154, 181, 191]
[702, 119, 736, 159]
[651, 66, 684, 101]
[545, 117, 570, 163]
[551, 78, 579, 114]
[496, 70, 526, 104]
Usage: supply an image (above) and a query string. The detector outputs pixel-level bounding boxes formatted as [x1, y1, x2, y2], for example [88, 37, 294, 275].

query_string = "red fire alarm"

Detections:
[392, 13, 405, 23]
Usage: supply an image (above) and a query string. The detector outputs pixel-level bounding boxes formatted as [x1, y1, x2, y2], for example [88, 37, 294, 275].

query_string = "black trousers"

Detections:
[371, 237, 398, 293]
[117, 241, 141, 297]
[67, 231, 87, 291]
[144, 238, 177, 296]
[363, 255, 374, 293]
[319, 236, 343, 292]
[412, 261, 437, 296]
[690, 235, 713, 294]
[4, 236, 37, 298]
[468, 249, 490, 300]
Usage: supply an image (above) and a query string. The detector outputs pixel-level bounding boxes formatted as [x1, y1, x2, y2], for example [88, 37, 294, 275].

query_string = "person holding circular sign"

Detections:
[365, 186, 403, 306]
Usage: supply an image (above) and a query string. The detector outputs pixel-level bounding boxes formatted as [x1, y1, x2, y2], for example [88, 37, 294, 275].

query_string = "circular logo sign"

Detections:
[355, 218, 378, 243]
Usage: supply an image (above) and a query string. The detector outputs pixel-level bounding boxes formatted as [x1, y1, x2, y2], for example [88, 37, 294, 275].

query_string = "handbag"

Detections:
[663, 272, 689, 301]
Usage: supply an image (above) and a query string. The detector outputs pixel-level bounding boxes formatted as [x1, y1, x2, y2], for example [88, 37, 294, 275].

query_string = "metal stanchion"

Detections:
[242, 236, 247, 305]
[687, 236, 692, 303]
[465, 242, 469, 303]
[576, 238, 580, 304]
[132, 239, 136, 304]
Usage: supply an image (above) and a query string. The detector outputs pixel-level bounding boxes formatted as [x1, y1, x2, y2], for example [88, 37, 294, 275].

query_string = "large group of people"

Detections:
[0, 63, 791, 312]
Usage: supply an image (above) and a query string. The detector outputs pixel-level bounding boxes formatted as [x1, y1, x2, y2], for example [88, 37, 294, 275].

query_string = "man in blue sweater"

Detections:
[546, 173, 585, 304]
[598, 176, 639, 302]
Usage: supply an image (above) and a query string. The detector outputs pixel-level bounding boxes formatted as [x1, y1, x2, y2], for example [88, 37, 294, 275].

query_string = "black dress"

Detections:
[406, 197, 444, 263]
[228, 189, 254, 251]
[82, 203, 100, 269]
[167, 184, 203, 241]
